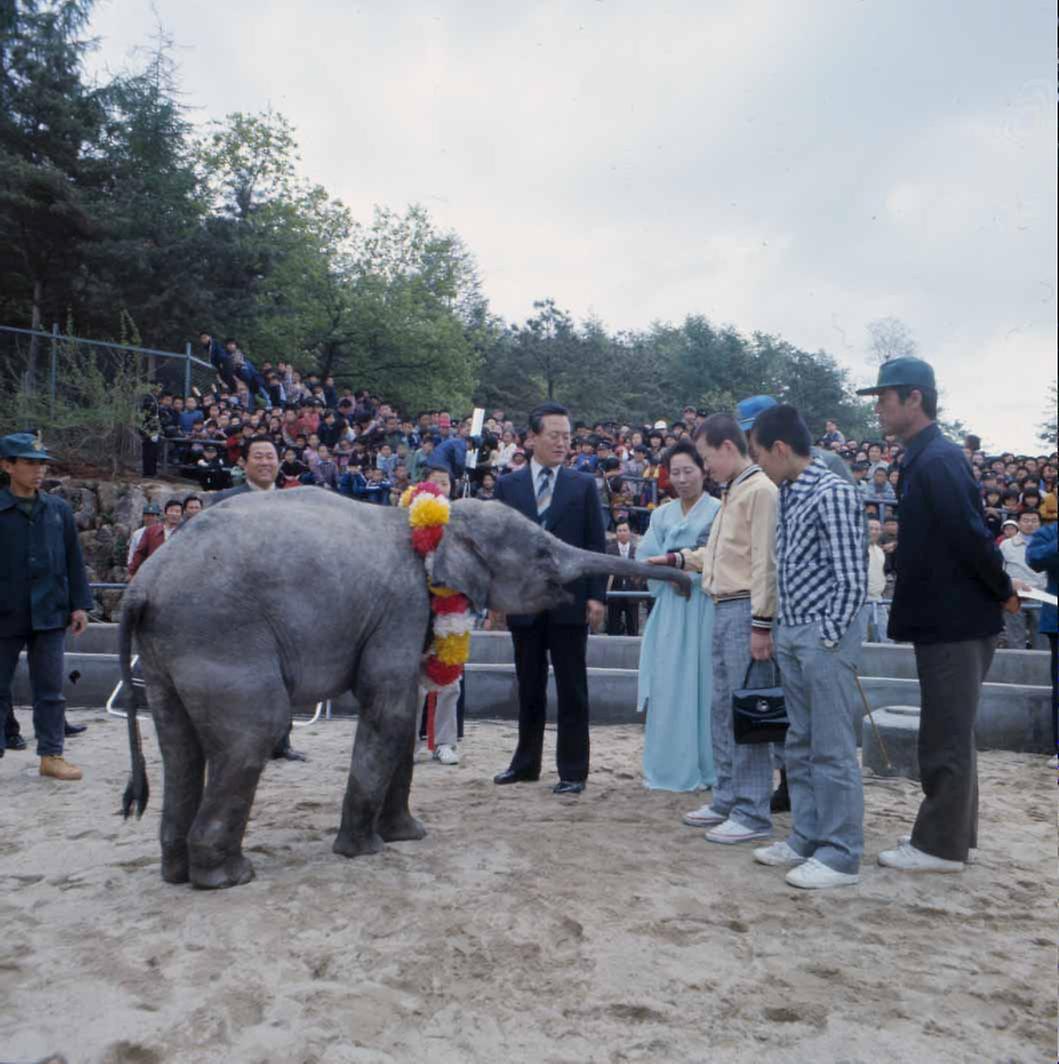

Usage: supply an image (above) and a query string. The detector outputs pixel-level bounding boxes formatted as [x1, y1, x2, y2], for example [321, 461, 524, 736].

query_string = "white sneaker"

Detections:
[898, 835, 976, 865]
[704, 818, 771, 845]
[682, 804, 726, 827]
[786, 857, 860, 890]
[414, 742, 431, 763]
[753, 840, 807, 867]
[433, 744, 460, 766]
[878, 840, 964, 873]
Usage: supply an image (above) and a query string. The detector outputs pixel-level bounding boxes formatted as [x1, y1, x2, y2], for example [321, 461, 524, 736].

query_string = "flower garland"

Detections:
[399, 482, 474, 689]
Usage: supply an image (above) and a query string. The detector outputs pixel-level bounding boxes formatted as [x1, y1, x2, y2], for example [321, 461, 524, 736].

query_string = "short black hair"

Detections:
[964, 434, 981, 452]
[528, 401, 571, 435]
[750, 404, 812, 457]
[695, 413, 748, 457]
[183, 493, 202, 507]
[242, 435, 278, 461]
[663, 438, 706, 474]
[163, 497, 185, 512]
[894, 384, 939, 420]
[224, 337, 237, 346]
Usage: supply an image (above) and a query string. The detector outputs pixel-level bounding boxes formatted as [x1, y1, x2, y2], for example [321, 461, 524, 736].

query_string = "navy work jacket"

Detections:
[889, 424, 1011, 644]
[494, 465, 607, 628]
[0, 488, 93, 636]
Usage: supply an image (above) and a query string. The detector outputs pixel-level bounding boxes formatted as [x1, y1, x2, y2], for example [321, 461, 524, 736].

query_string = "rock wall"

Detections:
[44, 477, 197, 621]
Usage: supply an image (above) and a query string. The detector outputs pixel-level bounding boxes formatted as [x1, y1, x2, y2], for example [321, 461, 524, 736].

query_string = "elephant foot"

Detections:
[332, 830, 385, 859]
[161, 850, 190, 885]
[378, 814, 427, 843]
[190, 854, 255, 890]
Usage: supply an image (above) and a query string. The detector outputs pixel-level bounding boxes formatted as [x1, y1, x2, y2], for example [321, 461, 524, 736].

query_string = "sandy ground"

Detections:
[0, 712, 1053, 1064]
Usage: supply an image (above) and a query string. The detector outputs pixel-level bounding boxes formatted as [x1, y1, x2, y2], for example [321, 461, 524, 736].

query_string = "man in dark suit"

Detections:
[605, 519, 642, 636]
[212, 436, 306, 763]
[492, 402, 607, 795]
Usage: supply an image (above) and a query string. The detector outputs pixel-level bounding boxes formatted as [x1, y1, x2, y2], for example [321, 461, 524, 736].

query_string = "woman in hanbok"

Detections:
[637, 440, 719, 791]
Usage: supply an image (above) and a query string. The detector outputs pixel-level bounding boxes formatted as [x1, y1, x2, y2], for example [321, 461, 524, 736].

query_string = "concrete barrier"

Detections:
[863, 706, 921, 779]
[17, 627, 1053, 754]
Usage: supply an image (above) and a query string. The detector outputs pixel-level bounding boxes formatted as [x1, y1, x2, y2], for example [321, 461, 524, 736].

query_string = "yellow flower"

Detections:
[409, 494, 451, 529]
[433, 631, 471, 665]
[398, 486, 416, 509]
[429, 585, 460, 598]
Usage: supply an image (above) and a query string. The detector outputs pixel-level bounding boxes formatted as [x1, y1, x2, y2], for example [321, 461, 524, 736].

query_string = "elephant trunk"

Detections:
[557, 543, 694, 597]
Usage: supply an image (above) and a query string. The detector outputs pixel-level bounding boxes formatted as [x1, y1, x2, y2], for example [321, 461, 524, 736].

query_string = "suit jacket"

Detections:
[495, 465, 607, 627]
[606, 540, 642, 591]
[129, 522, 178, 575]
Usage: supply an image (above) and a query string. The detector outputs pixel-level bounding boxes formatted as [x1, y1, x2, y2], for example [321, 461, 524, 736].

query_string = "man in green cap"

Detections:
[0, 433, 93, 780]
[856, 358, 1019, 874]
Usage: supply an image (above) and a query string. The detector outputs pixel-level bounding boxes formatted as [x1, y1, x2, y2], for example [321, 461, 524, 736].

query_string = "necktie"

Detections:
[537, 467, 553, 517]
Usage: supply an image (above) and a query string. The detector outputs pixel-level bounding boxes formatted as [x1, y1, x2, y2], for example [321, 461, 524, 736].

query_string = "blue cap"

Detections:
[856, 356, 936, 396]
[735, 395, 778, 432]
[0, 432, 54, 462]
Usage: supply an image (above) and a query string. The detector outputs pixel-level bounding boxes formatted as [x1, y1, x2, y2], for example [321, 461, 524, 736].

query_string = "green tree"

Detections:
[0, 0, 106, 384]
[1038, 379, 1057, 449]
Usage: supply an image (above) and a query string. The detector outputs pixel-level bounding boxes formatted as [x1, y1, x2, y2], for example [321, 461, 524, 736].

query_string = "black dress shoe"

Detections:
[272, 745, 307, 762]
[552, 780, 585, 795]
[493, 768, 540, 785]
[64, 722, 87, 737]
[5, 735, 27, 752]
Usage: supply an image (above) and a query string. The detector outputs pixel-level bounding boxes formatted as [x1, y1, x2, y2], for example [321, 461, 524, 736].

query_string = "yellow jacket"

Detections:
[679, 465, 778, 628]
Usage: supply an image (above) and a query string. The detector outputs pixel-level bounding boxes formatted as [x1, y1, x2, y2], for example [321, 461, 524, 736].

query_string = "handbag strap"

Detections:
[742, 657, 781, 689]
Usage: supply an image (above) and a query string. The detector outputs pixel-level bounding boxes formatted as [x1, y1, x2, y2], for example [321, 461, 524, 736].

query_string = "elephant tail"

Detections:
[120, 585, 150, 819]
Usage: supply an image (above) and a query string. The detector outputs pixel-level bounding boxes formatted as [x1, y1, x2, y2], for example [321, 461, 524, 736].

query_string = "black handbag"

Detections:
[732, 659, 788, 745]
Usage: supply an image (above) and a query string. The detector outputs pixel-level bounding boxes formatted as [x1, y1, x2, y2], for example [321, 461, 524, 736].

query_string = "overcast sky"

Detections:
[86, 1, 1055, 452]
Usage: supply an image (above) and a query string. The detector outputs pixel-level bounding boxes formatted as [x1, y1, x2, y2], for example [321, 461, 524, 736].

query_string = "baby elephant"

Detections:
[120, 490, 690, 888]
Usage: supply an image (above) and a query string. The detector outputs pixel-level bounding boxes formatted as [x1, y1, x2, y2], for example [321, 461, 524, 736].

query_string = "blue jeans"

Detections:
[775, 612, 867, 874]
[0, 628, 67, 757]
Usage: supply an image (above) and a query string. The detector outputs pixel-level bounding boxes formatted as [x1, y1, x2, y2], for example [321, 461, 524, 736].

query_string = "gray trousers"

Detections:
[1002, 606, 1038, 650]
[775, 613, 867, 874]
[710, 599, 773, 832]
[910, 636, 996, 862]
[420, 682, 459, 748]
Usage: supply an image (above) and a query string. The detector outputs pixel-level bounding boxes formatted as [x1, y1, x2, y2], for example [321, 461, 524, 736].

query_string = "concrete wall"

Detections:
[18, 625, 1054, 754]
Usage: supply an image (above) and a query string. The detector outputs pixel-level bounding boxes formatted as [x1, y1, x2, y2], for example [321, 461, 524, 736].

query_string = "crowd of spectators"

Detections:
[139, 342, 1057, 648]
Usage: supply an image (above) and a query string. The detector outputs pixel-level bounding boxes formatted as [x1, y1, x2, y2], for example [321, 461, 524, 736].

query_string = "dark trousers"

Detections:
[911, 636, 996, 862]
[509, 619, 589, 781]
[0, 629, 67, 757]
[1049, 633, 1058, 755]
[142, 436, 159, 477]
[606, 599, 639, 637]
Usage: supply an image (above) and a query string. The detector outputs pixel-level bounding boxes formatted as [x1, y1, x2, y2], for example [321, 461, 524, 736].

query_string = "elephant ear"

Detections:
[431, 508, 492, 611]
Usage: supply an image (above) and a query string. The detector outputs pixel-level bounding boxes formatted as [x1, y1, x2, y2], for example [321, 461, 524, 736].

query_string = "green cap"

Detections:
[856, 356, 936, 396]
[0, 432, 54, 462]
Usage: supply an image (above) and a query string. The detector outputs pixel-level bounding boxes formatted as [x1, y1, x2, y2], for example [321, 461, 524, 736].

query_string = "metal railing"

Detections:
[1, 324, 215, 402]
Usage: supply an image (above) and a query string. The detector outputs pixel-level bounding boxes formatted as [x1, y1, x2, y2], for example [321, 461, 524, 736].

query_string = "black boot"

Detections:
[271, 726, 306, 762]
[770, 768, 790, 813]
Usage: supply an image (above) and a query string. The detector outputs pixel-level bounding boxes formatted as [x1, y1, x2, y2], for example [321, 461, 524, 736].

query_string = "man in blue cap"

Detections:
[856, 357, 1019, 874]
[0, 433, 93, 780]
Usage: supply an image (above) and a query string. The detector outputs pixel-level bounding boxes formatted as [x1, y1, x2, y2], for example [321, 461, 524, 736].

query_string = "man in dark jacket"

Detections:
[605, 520, 642, 635]
[857, 358, 1019, 874]
[1026, 523, 1058, 758]
[0, 433, 93, 780]
[492, 402, 607, 795]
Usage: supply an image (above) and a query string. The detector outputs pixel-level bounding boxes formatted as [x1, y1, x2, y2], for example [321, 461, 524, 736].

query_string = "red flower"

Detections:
[411, 525, 444, 555]
[431, 593, 469, 615]
[412, 481, 444, 500]
[425, 657, 462, 686]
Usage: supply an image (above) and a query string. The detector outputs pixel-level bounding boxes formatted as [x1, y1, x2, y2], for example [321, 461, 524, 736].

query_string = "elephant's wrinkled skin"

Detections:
[119, 490, 692, 888]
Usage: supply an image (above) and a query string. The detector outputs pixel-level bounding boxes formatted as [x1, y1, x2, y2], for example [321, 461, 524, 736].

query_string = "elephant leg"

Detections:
[186, 688, 283, 890]
[150, 684, 205, 884]
[334, 660, 419, 859]
[377, 722, 426, 843]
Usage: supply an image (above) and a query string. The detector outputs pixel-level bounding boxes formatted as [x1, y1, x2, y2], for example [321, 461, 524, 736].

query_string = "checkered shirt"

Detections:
[777, 457, 867, 643]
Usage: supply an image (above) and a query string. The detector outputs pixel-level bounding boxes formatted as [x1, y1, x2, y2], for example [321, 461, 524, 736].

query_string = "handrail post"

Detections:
[50, 322, 59, 415]
[184, 341, 192, 397]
